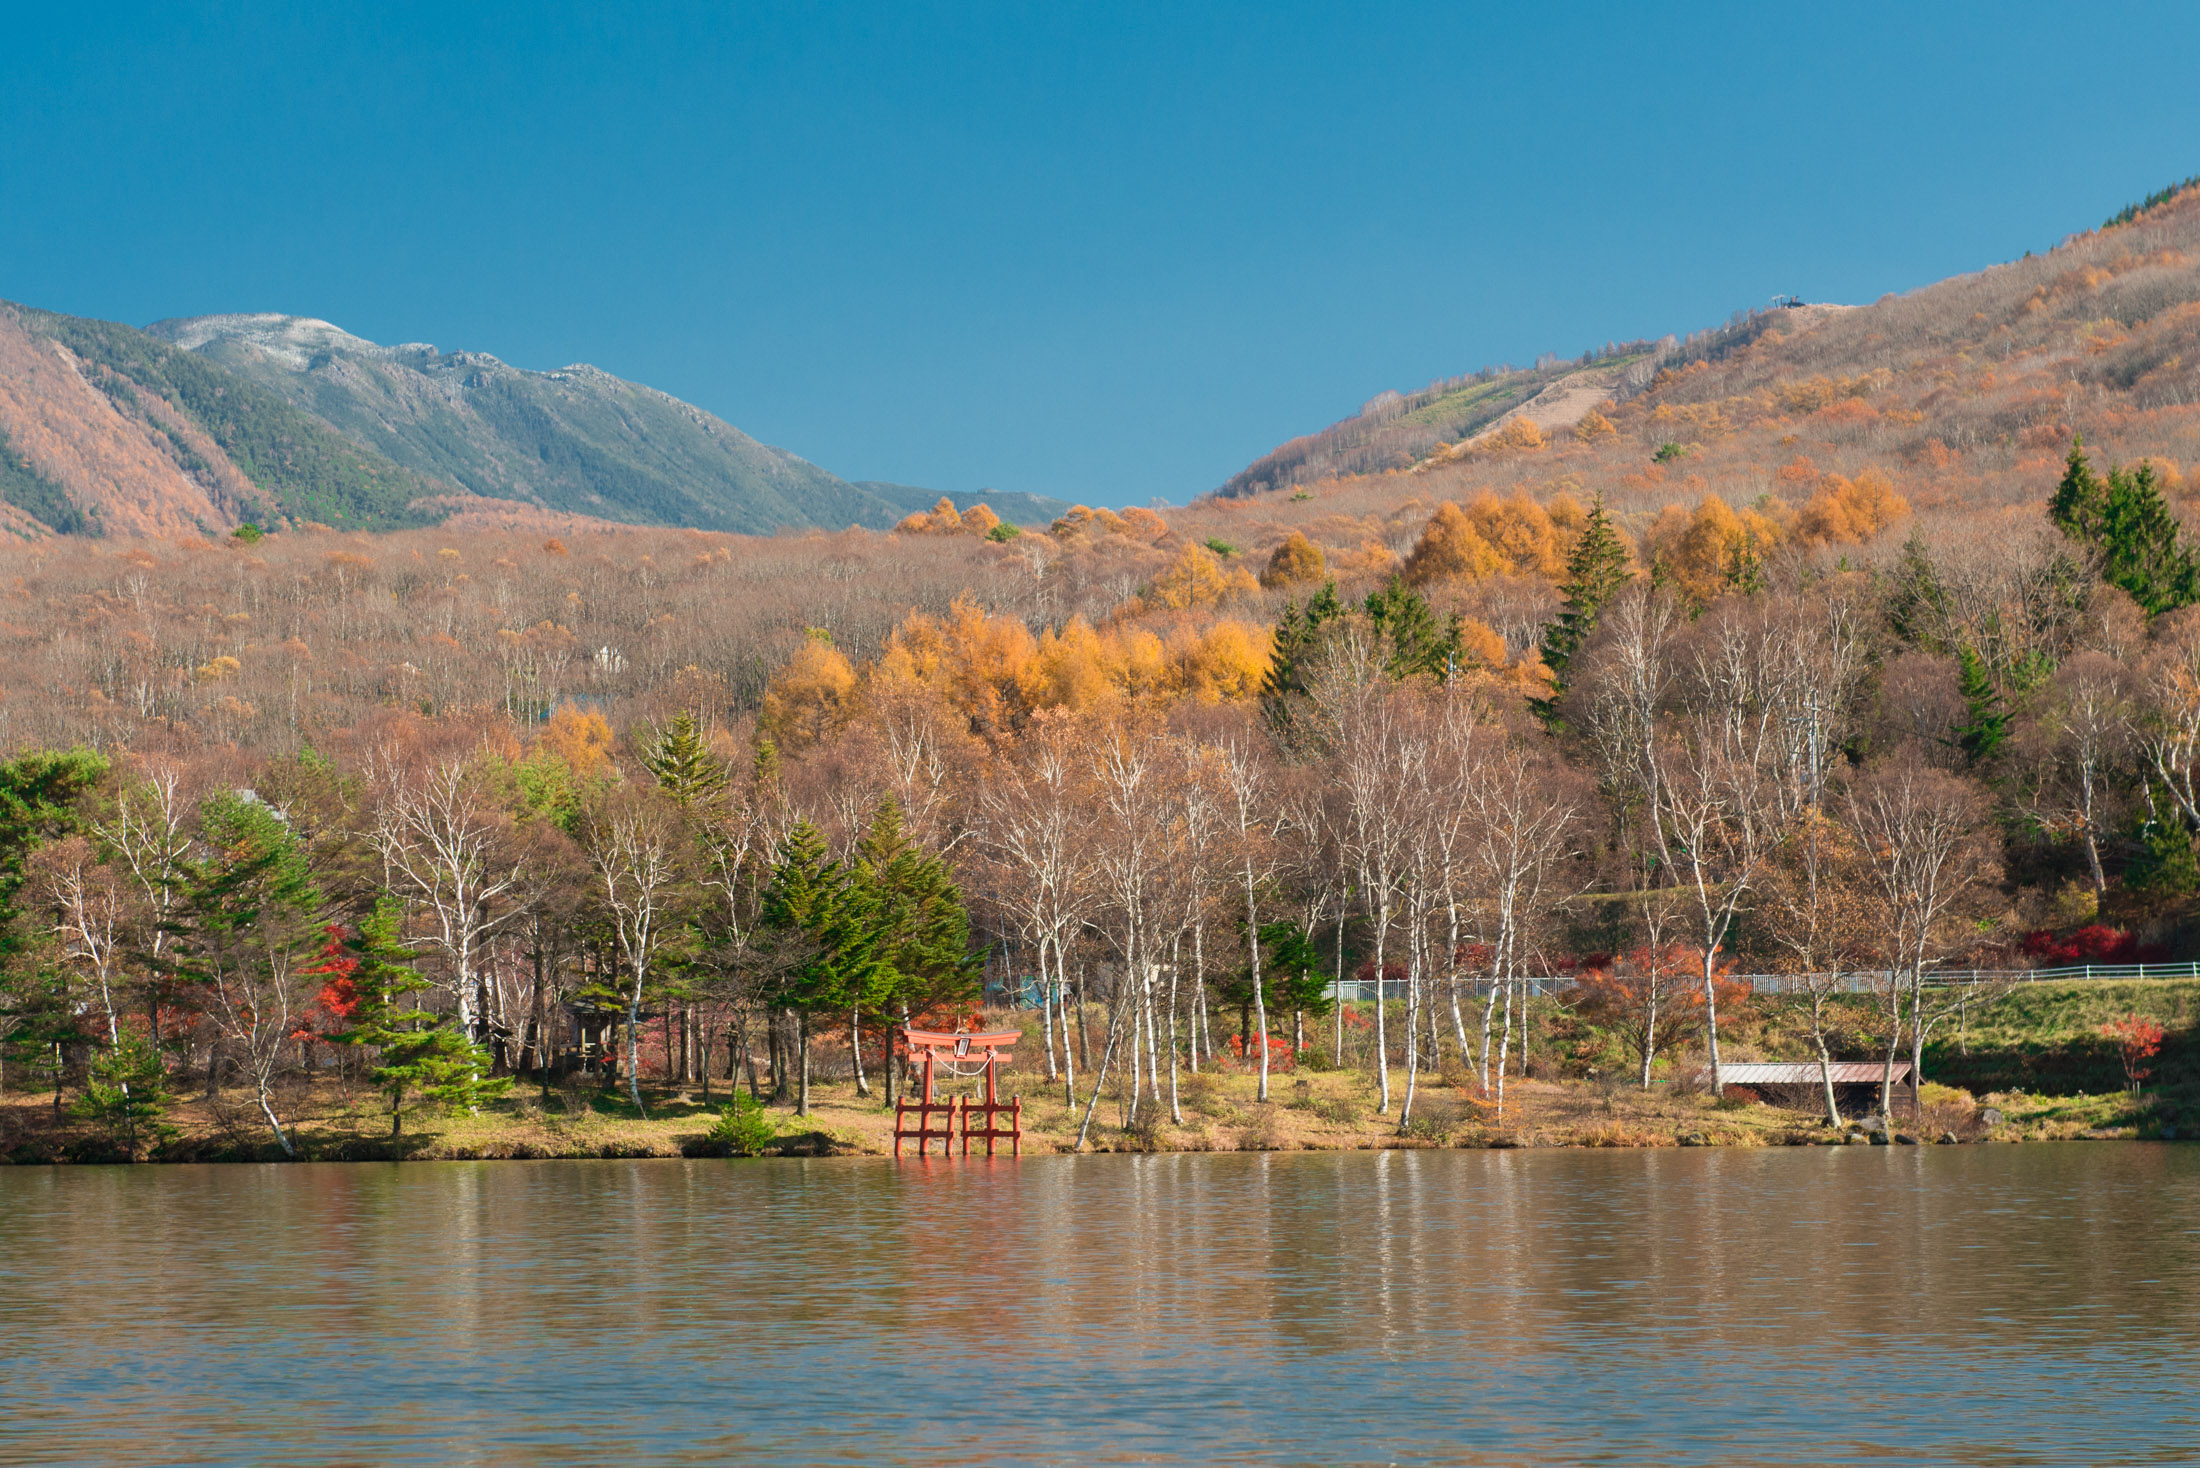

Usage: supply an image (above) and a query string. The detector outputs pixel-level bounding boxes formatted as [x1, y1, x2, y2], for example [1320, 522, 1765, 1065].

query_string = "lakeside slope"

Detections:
[7, 976, 2187, 1164]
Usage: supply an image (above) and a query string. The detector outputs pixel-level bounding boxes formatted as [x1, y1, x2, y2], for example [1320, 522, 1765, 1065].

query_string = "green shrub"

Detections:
[232, 522, 264, 543]
[1313, 1094, 1358, 1124]
[1204, 537, 1238, 557]
[1654, 441, 1687, 463]
[71, 1038, 176, 1159]
[1400, 1105, 1454, 1143]
[703, 1092, 779, 1156]
[985, 522, 1021, 542]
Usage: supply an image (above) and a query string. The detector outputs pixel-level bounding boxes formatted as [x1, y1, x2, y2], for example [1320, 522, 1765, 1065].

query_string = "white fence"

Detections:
[1326, 961, 2200, 1004]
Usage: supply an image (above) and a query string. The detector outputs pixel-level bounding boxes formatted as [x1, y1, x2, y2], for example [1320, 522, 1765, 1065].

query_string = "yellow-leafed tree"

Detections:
[760, 632, 860, 749]
[1260, 531, 1327, 589]
[1574, 410, 1617, 442]
[1466, 492, 1566, 577]
[1648, 493, 1785, 603]
[1402, 501, 1507, 585]
[1147, 543, 1259, 610]
[1796, 467, 1909, 546]
[540, 704, 616, 779]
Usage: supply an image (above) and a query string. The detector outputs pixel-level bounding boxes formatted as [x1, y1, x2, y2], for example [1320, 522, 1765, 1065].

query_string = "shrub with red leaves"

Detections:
[2021, 925, 2166, 965]
[2102, 1013, 2168, 1093]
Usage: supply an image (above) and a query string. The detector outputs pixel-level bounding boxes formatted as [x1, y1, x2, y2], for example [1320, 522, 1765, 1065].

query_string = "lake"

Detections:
[2, 1147, 2194, 1466]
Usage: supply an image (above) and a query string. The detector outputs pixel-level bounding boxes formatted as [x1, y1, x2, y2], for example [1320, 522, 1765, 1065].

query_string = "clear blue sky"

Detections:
[5, 3, 2199, 506]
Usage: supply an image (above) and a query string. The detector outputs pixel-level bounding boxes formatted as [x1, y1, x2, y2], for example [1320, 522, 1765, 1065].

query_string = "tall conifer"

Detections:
[761, 820, 884, 1113]
[1363, 577, 1458, 681]
[1953, 646, 2009, 767]
[1535, 492, 1632, 720]
[856, 798, 975, 1017]
[2051, 439, 2200, 616]
[647, 713, 727, 808]
[338, 897, 505, 1137]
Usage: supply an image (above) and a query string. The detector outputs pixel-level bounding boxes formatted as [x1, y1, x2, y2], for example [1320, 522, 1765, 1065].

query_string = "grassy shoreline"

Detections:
[0, 1062, 2176, 1165]
[10, 977, 2191, 1165]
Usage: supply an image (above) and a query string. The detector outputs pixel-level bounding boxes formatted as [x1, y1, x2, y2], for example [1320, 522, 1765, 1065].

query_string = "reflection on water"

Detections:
[2, 1148, 2195, 1465]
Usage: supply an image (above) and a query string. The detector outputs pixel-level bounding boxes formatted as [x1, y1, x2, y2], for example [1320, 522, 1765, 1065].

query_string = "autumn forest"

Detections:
[14, 183, 2200, 1161]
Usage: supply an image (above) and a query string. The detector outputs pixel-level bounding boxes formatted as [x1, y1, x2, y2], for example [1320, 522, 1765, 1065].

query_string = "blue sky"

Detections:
[5, 3, 2199, 506]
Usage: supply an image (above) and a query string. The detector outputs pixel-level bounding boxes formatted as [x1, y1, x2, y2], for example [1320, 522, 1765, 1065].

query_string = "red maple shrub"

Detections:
[2102, 1013, 2168, 1093]
[2021, 925, 2165, 965]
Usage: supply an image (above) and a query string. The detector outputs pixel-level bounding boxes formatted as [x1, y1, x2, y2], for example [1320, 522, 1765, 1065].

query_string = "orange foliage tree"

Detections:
[1402, 502, 1505, 585]
[760, 632, 860, 749]
[1796, 467, 1909, 546]
[1260, 531, 1327, 589]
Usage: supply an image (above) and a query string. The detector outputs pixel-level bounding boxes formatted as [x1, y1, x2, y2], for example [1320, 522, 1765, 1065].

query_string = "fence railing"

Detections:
[1324, 961, 2200, 1004]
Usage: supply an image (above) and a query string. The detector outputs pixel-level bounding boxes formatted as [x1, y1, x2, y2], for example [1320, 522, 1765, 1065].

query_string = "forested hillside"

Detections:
[8, 184, 2200, 1159]
[1216, 346, 1660, 498]
[0, 302, 446, 536]
[1206, 178, 2200, 565]
[149, 314, 1068, 534]
[0, 305, 1069, 544]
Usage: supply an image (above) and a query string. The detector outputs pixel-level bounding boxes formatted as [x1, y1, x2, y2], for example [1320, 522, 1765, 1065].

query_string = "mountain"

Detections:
[0, 301, 1068, 542]
[148, 313, 853, 533]
[850, 480, 1075, 530]
[0, 301, 447, 538]
[1203, 179, 2200, 548]
[1215, 348, 1664, 499]
[145, 314, 1067, 534]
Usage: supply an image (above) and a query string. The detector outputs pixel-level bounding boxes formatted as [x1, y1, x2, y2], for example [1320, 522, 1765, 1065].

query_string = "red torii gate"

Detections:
[895, 1027, 1022, 1157]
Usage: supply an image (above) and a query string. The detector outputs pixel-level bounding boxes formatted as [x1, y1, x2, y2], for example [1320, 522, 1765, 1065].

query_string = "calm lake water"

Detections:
[2, 1147, 2195, 1466]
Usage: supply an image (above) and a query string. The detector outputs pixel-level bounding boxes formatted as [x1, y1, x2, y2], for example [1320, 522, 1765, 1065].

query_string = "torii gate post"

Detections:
[895, 1027, 1022, 1157]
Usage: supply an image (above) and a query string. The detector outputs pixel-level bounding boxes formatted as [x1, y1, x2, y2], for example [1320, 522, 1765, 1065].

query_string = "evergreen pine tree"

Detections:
[1884, 532, 1951, 650]
[2129, 785, 2200, 894]
[0, 748, 108, 961]
[72, 1034, 175, 1159]
[1363, 576, 1455, 680]
[1259, 919, 1334, 1024]
[1261, 580, 1345, 731]
[761, 821, 887, 1110]
[2050, 439, 2200, 616]
[752, 735, 783, 791]
[647, 712, 728, 808]
[2100, 460, 2200, 615]
[0, 751, 118, 1112]
[1, 963, 88, 1115]
[1723, 533, 1768, 596]
[2049, 437, 2108, 543]
[855, 798, 976, 1017]
[1953, 646, 2009, 766]
[1535, 492, 1633, 720]
[337, 897, 506, 1137]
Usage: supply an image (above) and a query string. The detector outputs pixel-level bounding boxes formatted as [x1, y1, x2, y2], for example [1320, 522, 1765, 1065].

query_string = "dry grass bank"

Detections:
[0, 1061, 2163, 1165]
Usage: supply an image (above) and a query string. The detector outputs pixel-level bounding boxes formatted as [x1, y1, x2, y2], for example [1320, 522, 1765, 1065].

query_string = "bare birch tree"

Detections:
[1214, 731, 1284, 1102]
[370, 755, 535, 1051]
[977, 715, 1094, 1109]
[582, 791, 689, 1116]
[1847, 752, 2001, 1123]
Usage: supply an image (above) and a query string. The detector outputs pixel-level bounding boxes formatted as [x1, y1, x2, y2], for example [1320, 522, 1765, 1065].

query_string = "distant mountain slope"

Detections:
[1181, 178, 2200, 579]
[148, 313, 862, 533]
[149, 315, 1067, 533]
[0, 302, 448, 536]
[850, 481, 1073, 527]
[1214, 342, 1669, 499]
